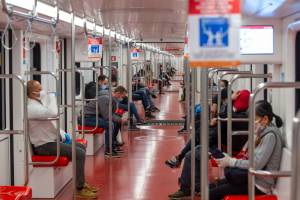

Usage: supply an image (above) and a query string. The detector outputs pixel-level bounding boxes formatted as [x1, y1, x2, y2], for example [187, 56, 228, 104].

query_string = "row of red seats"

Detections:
[0, 125, 104, 199]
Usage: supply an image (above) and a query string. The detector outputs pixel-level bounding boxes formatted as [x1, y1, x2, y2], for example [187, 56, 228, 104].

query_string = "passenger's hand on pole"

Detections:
[210, 118, 218, 126]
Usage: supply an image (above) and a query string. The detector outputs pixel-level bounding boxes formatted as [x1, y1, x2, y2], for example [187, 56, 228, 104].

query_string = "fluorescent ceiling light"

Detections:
[96, 25, 103, 34]
[110, 31, 116, 37]
[59, 10, 71, 23]
[86, 21, 95, 31]
[74, 17, 84, 27]
[36, 1, 57, 18]
[6, 0, 35, 11]
[104, 28, 110, 36]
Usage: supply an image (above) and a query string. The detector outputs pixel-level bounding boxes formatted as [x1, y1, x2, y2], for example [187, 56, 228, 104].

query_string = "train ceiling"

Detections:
[1, 0, 300, 53]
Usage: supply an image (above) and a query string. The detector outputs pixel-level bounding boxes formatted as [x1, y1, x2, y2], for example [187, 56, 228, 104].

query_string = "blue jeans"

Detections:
[118, 102, 141, 121]
[132, 93, 150, 110]
[180, 145, 201, 192]
[134, 89, 154, 108]
[78, 116, 119, 151]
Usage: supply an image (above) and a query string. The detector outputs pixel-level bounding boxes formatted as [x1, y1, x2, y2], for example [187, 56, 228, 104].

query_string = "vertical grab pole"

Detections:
[70, 12, 77, 199]
[200, 68, 209, 200]
[108, 30, 113, 156]
[190, 68, 196, 200]
[184, 57, 191, 136]
[127, 41, 132, 129]
[291, 111, 300, 200]
[23, 80, 29, 186]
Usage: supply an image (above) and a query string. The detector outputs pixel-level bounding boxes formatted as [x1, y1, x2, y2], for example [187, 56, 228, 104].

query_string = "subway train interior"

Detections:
[1, 0, 300, 200]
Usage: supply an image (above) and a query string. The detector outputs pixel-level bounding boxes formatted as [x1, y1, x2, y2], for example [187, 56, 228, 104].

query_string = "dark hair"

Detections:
[98, 75, 107, 82]
[255, 100, 283, 128]
[114, 86, 127, 94]
[221, 80, 229, 88]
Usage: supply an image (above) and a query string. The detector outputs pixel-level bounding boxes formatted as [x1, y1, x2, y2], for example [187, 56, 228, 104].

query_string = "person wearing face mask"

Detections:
[80, 86, 128, 157]
[27, 80, 98, 199]
[209, 100, 283, 200]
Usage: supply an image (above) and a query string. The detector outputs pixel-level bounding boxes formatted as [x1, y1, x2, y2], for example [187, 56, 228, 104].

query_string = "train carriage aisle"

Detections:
[50, 80, 190, 200]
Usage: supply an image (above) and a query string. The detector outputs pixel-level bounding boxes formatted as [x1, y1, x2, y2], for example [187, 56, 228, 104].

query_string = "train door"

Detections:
[295, 32, 300, 112]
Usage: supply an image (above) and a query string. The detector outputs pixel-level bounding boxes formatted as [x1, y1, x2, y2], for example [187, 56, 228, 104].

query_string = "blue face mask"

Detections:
[101, 85, 108, 90]
[117, 98, 123, 102]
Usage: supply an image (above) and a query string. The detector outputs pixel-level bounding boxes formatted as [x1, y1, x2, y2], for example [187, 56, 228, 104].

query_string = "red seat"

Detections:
[31, 155, 69, 167]
[224, 195, 277, 200]
[76, 138, 88, 148]
[0, 186, 32, 200]
[77, 125, 104, 134]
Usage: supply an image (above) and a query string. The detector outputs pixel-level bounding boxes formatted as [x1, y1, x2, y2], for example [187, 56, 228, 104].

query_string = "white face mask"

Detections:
[39, 90, 46, 100]
[254, 120, 265, 135]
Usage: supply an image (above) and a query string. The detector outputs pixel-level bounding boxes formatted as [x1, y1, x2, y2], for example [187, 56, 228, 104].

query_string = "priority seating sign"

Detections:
[188, 0, 241, 67]
[131, 48, 140, 61]
[88, 37, 103, 60]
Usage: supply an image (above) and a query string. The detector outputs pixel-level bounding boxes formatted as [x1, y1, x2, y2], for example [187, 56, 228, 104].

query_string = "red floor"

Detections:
[40, 85, 191, 200]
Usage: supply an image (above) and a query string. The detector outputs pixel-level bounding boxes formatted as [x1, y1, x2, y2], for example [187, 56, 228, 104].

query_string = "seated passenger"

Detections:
[168, 100, 283, 200]
[166, 89, 229, 168]
[27, 80, 98, 199]
[119, 95, 145, 127]
[166, 89, 250, 169]
[79, 86, 128, 157]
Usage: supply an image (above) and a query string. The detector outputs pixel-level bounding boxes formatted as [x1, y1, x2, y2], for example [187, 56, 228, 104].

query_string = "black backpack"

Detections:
[85, 81, 97, 99]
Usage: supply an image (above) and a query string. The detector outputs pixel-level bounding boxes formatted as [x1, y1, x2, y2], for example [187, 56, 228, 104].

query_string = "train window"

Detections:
[75, 62, 81, 95]
[295, 32, 300, 112]
[0, 32, 6, 130]
[30, 42, 41, 82]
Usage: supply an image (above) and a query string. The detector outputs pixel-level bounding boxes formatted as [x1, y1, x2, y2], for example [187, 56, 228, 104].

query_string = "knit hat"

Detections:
[233, 90, 250, 112]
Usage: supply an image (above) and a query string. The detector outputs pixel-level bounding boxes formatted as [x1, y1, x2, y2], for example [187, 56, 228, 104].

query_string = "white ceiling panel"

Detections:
[243, 0, 300, 18]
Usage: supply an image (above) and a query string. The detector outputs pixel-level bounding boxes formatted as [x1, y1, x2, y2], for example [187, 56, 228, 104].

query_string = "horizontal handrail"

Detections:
[232, 131, 249, 136]
[217, 117, 249, 122]
[28, 117, 59, 121]
[0, 130, 24, 135]
[249, 168, 291, 178]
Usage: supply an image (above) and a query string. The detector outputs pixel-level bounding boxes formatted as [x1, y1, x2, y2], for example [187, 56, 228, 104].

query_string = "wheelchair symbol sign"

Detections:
[199, 17, 229, 48]
[91, 45, 100, 53]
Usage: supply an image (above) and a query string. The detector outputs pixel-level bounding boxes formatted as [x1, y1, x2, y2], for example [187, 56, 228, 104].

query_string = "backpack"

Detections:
[85, 81, 97, 99]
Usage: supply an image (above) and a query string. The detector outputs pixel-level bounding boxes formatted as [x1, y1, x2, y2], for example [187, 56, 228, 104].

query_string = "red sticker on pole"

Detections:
[56, 41, 62, 54]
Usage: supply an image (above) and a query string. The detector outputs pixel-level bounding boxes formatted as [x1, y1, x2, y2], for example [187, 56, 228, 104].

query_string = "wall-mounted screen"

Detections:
[240, 25, 274, 55]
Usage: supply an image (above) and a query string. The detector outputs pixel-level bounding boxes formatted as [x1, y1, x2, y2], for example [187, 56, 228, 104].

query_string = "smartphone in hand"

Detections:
[210, 149, 225, 159]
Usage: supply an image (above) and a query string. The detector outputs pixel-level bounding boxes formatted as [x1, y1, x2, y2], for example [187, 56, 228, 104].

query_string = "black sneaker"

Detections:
[115, 141, 125, 147]
[145, 112, 155, 119]
[178, 128, 187, 134]
[165, 156, 181, 168]
[128, 125, 141, 131]
[104, 151, 121, 158]
[151, 94, 157, 99]
[168, 189, 191, 199]
[114, 147, 125, 153]
[151, 106, 160, 112]
[136, 120, 146, 125]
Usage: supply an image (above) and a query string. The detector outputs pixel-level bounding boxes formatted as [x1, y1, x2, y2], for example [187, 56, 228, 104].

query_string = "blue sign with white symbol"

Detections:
[91, 45, 100, 53]
[132, 52, 138, 57]
[199, 17, 229, 48]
